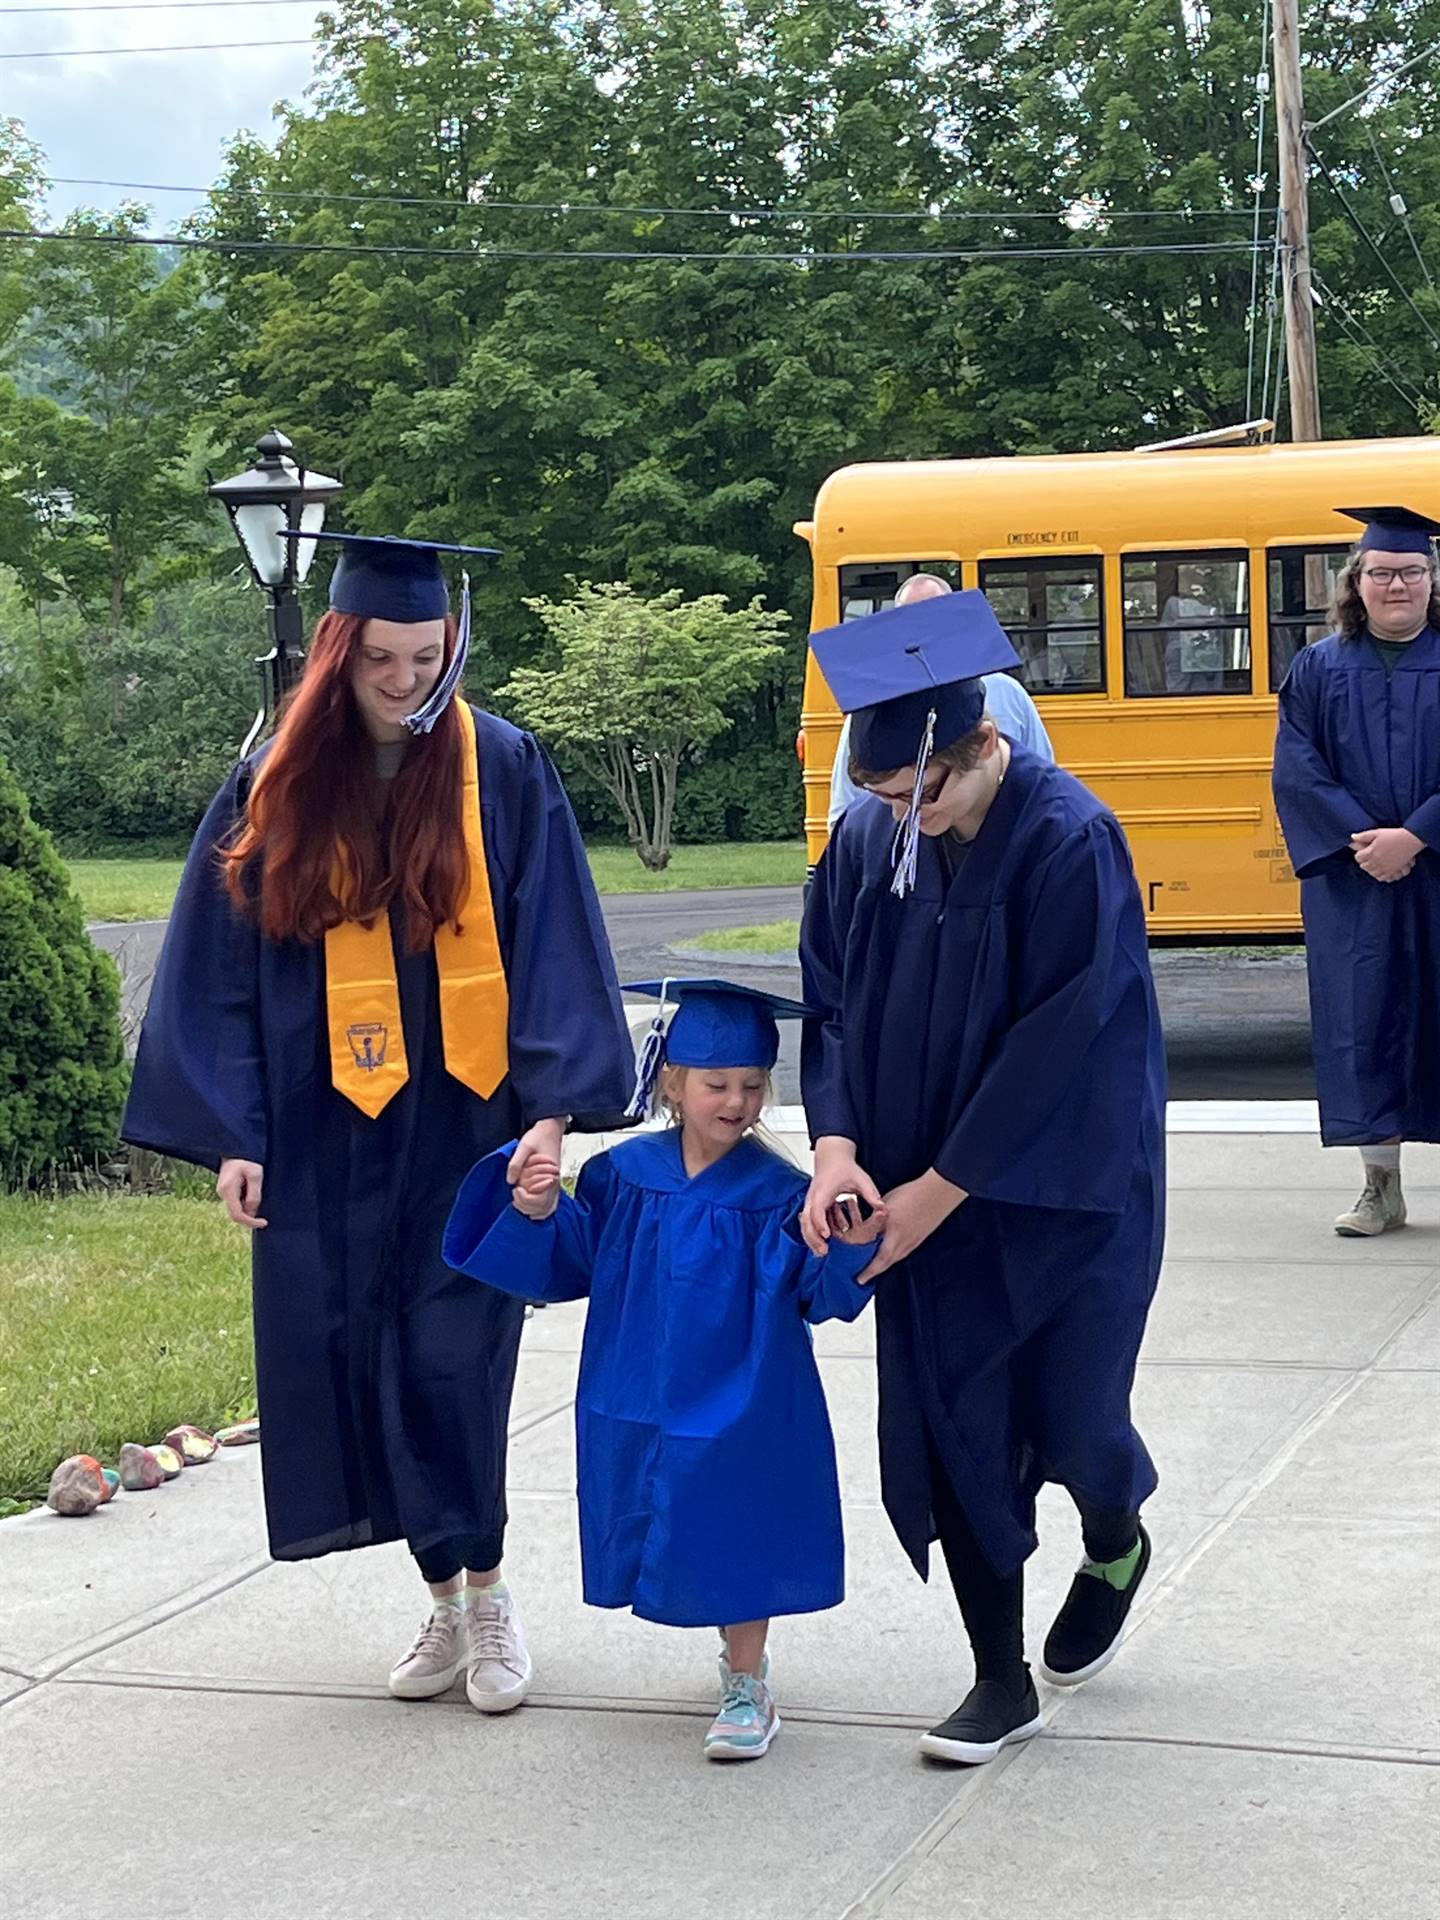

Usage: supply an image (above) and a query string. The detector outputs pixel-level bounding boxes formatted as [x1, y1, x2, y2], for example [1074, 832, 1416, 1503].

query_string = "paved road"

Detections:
[92, 885, 1315, 1102]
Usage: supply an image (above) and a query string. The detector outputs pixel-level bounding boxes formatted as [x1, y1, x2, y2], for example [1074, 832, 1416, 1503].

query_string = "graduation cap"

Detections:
[285, 530, 501, 734]
[810, 590, 1019, 898]
[622, 978, 816, 1118]
[1337, 507, 1440, 557]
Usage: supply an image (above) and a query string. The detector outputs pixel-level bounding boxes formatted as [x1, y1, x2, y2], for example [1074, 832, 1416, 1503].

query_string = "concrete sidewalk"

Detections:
[2, 1130, 1437, 1919]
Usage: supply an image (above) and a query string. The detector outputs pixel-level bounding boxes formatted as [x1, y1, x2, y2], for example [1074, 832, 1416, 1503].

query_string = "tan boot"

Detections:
[1334, 1167, 1407, 1237]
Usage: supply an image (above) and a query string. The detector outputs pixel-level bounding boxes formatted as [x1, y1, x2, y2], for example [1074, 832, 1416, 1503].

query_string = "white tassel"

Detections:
[889, 706, 937, 899]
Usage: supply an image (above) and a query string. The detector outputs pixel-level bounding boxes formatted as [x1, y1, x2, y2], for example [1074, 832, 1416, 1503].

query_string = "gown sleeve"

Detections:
[754, 1211, 876, 1325]
[1273, 648, 1379, 876]
[1403, 789, 1440, 850]
[932, 817, 1151, 1212]
[121, 765, 267, 1171]
[799, 829, 862, 1144]
[442, 1144, 614, 1302]
[502, 733, 634, 1132]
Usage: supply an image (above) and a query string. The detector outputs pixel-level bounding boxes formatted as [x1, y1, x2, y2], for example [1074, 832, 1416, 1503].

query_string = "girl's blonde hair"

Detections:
[657, 1063, 797, 1164]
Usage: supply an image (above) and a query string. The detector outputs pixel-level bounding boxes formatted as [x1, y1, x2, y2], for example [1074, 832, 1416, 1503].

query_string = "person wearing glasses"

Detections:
[1273, 506, 1440, 1236]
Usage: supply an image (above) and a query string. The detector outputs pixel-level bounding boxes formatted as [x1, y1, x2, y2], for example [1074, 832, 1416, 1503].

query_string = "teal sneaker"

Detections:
[704, 1673, 780, 1762]
[717, 1633, 770, 1695]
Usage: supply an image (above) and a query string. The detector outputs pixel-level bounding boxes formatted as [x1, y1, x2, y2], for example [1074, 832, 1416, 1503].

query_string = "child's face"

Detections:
[677, 1066, 767, 1152]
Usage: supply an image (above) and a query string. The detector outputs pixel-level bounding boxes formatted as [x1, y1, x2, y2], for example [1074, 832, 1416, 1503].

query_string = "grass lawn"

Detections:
[690, 919, 801, 955]
[67, 842, 808, 922]
[0, 1193, 255, 1507]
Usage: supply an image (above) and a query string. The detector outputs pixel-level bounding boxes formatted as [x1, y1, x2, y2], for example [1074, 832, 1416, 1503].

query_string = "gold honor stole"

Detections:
[325, 702, 509, 1117]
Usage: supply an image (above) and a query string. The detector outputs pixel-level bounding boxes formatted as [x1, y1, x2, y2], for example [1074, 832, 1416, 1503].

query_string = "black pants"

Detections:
[929, 1452, 1137, 1692]
[411, 1531, 504, 1586]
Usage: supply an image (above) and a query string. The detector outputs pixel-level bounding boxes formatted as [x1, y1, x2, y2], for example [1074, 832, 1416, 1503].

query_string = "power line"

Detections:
[1306, 134, 1440, 354]
[1313, 273, 1428, 414]
[0, 224, 1271, 264]
[1306, 42, 1439, 133]
[0, 33, 312, 53]
[1364, 122, 1436, 296]
[1244, 0, 1272, 420]
[42, 174, 1268, 225]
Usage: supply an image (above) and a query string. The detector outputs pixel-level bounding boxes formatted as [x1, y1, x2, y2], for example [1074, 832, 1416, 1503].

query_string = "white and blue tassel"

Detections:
[624, 979, 674, 1120]
[404, 569, 471, 736]
[889, 705, 937, 900]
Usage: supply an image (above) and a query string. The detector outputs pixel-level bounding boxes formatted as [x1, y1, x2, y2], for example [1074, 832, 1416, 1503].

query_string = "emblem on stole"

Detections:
[347, 1023, 389, 1072]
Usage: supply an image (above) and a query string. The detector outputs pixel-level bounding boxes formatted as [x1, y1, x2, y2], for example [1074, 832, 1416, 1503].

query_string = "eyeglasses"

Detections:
[866, 766, 952, 807]
[1360, 565, 1431, 587]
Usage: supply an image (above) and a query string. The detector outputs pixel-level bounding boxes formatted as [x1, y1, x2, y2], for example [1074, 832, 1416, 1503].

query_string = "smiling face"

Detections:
[349, 617, 447, 741]
[664, 1063, 769, 1158]
[1356, 552, 1437, 642]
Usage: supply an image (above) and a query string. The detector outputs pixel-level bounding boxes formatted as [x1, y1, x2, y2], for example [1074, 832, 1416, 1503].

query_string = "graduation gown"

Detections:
[1272, 629, 1440, 1145]
[443, 1131, 874, 1628]
[800, 748, 1166, 1581]
[122, 706, 634, 1563]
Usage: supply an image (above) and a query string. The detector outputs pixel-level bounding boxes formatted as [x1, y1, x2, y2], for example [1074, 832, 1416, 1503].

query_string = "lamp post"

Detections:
[208, 430, 343, 756]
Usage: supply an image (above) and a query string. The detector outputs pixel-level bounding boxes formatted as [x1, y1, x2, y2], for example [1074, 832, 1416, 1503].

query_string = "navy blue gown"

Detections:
[1273, 628, 1440, 1145]
[123, 706, 634, 1563]
[443, 1131, 874, 1628]
[801, 749, 1166, 1581]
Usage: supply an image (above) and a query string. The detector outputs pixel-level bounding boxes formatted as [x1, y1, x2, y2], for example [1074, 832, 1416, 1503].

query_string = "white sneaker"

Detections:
[388, 1603, 469, 1700]
[1335, 1167, 1407, 1237]
[465, 1584, 532, 1713]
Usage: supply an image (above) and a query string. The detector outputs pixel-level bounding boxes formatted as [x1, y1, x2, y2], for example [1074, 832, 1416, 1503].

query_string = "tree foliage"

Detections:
[501, 582, 787, 867]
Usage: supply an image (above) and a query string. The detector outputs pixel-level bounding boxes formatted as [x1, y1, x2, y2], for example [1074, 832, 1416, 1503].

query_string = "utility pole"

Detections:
[1272, 0, 1323, 439]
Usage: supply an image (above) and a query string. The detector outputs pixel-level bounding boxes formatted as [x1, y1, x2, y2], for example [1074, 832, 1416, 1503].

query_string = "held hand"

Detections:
[1352, 827, 1424, 883]
[509, 1117, 565, 1188]
[512, 1154, 562, 1222]
[217, 1158, 267, 1230]
[829, 1197, 887, 1251]
[858, 1169, 967, 1285]
[801, 1137, 887, 1256]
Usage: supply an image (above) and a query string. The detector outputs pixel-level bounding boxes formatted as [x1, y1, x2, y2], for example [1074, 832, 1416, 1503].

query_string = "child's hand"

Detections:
[512, 1154, 561, 1221]
[829, 1195, 886, 1251]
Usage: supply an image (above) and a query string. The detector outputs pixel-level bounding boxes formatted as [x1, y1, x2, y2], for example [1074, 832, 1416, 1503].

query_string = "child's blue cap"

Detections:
[284, 529, 501, 622]
[1337, 507, 1440, 557]
[811, 588, 1019, 772]
[624, 979, 815, 1071]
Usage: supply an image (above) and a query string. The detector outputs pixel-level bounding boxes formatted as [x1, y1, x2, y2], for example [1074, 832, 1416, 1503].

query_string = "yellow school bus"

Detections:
[797, 435, 1440, 939]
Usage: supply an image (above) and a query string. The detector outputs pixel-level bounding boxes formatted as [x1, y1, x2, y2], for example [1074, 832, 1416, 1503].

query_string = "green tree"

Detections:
[499, 581, 787, 868]
[0, 751, 127, 1186]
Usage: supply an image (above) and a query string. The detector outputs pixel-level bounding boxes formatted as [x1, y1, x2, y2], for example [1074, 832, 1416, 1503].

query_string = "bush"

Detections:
[0, 752, 128, 1186]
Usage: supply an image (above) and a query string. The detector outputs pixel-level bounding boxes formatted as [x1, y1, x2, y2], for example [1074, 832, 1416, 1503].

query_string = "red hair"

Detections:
[221, 610, 467, 950]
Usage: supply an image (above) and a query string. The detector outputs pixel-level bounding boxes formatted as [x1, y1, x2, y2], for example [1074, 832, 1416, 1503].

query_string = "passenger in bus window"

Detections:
[826, 574, 1054, 832]
[799, 587, 1165, 1768]
[1272, 505, 1440, 1237]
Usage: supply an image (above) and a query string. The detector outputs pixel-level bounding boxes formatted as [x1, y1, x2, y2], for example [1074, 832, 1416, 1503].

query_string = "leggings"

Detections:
[929, 1452, 1138, 1693]
[411, 1531, 504, 1586]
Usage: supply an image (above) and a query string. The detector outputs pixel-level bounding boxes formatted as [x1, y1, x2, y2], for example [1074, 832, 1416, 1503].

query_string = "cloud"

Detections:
[2, 2, 326, 222]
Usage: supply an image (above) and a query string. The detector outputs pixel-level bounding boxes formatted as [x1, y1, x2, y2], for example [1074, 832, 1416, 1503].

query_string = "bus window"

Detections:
[838, 560, 960, 620]
[1268, 545, 1348, 689]
[1123, 551, 1251, 697]
[977, 558, 1104, 694]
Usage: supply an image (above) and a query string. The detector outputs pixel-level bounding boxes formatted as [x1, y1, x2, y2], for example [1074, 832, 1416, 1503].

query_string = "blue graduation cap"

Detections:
[811, 590, 1019, 899]
[285, 530, 501, 734]
[622, 978, 816, 1118]
[1337, 507, 1440, 556]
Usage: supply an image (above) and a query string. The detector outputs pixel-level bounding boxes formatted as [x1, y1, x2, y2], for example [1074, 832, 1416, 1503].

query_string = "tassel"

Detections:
[624, 977, 674, 1119]
[404, 569, 471, 736]
[889, 705, 937, 899]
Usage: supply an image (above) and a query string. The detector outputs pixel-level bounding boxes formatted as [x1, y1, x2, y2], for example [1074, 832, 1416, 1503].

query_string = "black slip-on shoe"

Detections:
[918, 1675, 1044, 1765]
[1039, 1521, 1152, 1687]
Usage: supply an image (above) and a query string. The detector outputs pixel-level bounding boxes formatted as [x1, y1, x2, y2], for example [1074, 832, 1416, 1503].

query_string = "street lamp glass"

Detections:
[292, 498, 329, 582]
[231, 501, 292, 587]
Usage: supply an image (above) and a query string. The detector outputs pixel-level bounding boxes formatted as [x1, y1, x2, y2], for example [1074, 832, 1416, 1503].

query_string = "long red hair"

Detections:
[220, 610, 467, 950]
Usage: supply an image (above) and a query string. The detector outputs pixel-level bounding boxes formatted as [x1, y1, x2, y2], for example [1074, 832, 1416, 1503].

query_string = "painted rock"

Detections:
[99, 1468, 120, 1503]
[163, 1425, 219, 1466]
[149, 1445, 184, 1480]
[215, 1419, 260, 1448]
[119, 1443, 165, 1492]
[46, 1455, 106, 1516]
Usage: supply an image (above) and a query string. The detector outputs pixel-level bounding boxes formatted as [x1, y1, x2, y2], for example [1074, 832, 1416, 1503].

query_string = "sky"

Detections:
[5, 1, 328, 225]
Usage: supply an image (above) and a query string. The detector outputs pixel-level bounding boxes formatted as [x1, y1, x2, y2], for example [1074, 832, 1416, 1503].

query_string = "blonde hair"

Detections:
[657, 1062, 797, 1164]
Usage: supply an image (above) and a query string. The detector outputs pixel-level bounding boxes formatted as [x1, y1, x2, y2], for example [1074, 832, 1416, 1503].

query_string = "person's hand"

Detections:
[512, 1154, 562, 1221]
[217, 1158, 267, 1229]
[858, 1169, 967, 1284]
[1352, 827, 1424, 882]
[510, 1117, 565, 1189]
[801, 1136, 887, 1256]
[829, 1196, 887, 1261]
